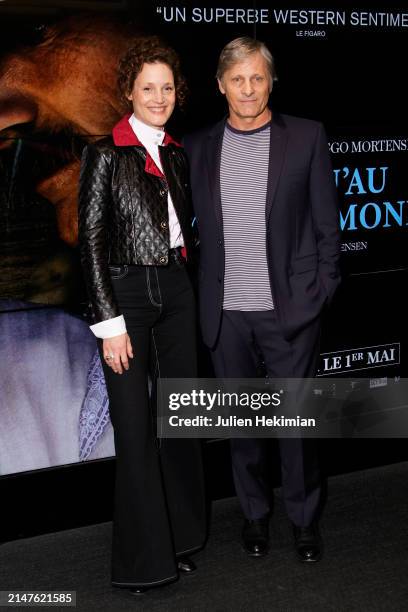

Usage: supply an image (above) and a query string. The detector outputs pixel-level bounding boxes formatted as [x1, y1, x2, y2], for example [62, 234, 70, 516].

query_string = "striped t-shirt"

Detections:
[220, 121, 274, 310]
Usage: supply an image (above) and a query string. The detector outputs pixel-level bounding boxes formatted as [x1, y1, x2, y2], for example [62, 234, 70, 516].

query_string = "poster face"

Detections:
[0, 1, 407, 475]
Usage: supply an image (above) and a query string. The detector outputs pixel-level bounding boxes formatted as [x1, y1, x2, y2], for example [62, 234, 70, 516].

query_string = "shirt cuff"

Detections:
[90, 315, 127, 339]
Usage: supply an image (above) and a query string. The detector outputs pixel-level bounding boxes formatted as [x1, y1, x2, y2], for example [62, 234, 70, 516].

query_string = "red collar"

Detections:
[112, 113, 180, 148]
[112, 114, 180, 178]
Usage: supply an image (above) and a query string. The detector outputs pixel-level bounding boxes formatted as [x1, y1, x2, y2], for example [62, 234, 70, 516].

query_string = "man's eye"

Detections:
[165, 86, 174, 92]
[143, 87, 151, 91]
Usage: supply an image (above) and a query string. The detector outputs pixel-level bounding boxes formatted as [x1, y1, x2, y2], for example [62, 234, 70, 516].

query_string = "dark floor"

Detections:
[1, 462, 408, 611]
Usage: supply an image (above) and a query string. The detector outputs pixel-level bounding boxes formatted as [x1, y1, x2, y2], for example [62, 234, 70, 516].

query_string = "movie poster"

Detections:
[0, 1, 406, 475]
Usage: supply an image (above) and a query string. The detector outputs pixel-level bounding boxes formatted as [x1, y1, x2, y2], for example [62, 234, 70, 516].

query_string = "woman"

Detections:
[78, 37, 206, 593]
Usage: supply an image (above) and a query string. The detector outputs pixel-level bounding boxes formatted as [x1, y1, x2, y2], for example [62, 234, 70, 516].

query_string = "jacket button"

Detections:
[159, 256, 167, 264]
[160, 221, 168, 229]
[160, 188, 167, 197]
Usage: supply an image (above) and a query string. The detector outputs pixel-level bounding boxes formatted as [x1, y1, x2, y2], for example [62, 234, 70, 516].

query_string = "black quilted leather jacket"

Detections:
[78, 137, 195, 324]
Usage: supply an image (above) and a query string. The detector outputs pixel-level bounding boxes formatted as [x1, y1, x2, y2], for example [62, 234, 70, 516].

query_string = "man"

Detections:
[184, 37, 341, 562]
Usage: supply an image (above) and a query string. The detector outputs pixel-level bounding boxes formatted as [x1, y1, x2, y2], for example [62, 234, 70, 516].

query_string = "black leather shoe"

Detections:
[242, 517, 269, 557]
[177, 556, 196, 574]
[293, 523, 322, 562]
[130, 586, 147, 595]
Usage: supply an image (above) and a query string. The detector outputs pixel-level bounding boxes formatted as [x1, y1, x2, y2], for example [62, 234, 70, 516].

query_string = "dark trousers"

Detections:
[211, 309, 321, 527]
[99, 259, 206, 588]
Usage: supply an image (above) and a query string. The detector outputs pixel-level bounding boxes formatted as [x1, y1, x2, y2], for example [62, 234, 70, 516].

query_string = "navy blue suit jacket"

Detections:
[184, 113, 341, 348]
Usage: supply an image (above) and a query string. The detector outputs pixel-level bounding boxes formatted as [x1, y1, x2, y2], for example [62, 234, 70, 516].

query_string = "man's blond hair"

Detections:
[216, 37, 277, 86]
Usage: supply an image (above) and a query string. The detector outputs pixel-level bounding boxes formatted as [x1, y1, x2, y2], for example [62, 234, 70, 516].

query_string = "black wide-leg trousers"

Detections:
[211, 309, 321, 527]
[99, 260, 206, 588]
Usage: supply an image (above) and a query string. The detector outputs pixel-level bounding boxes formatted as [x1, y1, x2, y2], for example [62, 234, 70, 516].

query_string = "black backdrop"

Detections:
[0, 0, 407, 541]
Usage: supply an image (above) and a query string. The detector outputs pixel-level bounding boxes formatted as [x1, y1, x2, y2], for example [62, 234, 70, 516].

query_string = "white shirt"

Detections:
[90, 114, 183, 339]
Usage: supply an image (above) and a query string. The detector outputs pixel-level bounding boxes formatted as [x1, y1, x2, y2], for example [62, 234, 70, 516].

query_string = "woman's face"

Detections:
[127, 62, 176, 128]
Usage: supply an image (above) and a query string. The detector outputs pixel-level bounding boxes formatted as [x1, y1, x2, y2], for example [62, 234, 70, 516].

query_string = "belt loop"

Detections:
[168, 246, 185, 267]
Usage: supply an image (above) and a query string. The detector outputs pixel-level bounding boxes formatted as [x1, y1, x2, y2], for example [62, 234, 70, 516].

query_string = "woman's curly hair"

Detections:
[117, 36, 188, 110]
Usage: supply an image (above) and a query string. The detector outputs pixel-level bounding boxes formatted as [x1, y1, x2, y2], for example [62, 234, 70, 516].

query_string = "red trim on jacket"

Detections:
[112, 114, 187, 260]
[112, 114, 180, 178]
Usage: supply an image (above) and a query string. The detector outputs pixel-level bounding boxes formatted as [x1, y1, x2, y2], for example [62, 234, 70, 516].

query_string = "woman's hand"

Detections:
[103, 333, 133, 374]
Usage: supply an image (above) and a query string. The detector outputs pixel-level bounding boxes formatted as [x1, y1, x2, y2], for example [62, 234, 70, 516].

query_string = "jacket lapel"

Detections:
[204, 115, 287, 230]
[112, 114, 181, 178]
[205, 119, 225, 230]
[265, 114, 288, 224]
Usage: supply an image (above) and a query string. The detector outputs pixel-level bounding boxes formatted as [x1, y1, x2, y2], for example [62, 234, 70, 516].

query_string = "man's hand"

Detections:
[103, 333, 133, 374]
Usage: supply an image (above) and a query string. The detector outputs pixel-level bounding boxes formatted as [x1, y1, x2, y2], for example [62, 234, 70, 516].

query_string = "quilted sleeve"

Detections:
[78, 144, 120, 323]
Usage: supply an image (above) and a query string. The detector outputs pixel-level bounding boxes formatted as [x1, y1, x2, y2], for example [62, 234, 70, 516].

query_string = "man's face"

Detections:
[127, 62, 176, 128]
[0, 17, 132, 246]
[218, 51, 272, 124]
